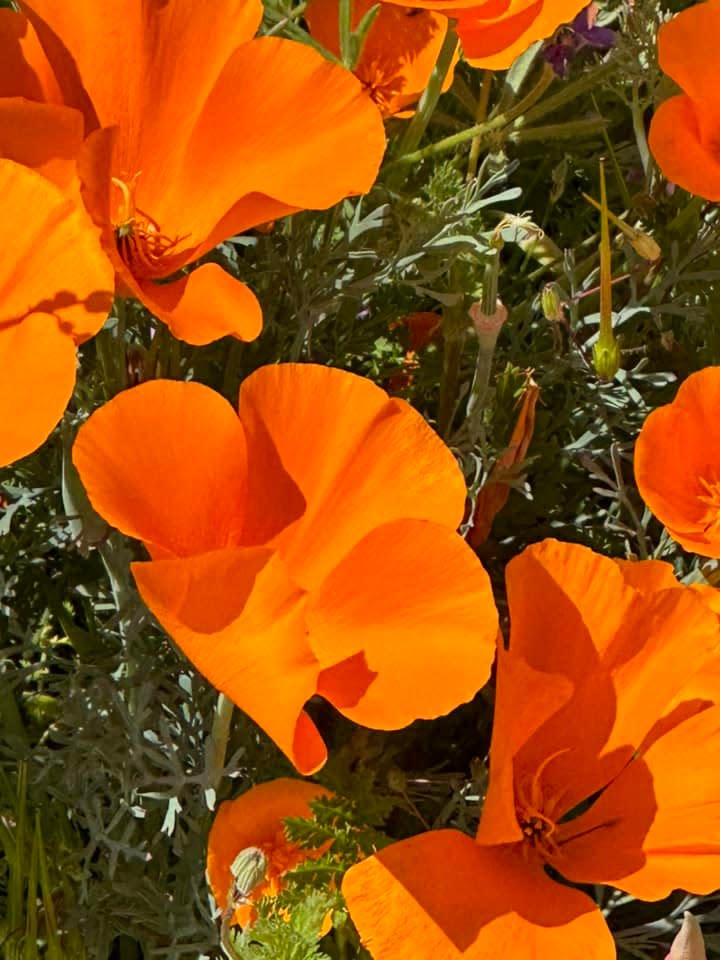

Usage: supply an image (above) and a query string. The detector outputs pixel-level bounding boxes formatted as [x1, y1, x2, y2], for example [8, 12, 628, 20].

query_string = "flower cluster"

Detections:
[2, 0, 720, 957]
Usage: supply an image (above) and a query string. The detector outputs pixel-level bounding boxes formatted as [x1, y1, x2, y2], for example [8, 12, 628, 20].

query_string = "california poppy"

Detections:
[0, 158, 113, 467]
[305, 0, 456, 116]
[635, 367, 720, 557]
[4, 0, 386, 345]
[648, 0, 720, 201]
[73, 364, 499, 774]
[377, 0, 590, 69]
[207, 778, 331, 929]
[343, 539, 720, 959]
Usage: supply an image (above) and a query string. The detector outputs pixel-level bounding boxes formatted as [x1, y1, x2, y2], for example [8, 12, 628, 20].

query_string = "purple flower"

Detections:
[544, 3, 615, 76]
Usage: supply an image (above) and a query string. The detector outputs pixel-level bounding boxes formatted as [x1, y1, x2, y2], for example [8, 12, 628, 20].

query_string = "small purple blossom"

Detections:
[544, 3, 615, 77]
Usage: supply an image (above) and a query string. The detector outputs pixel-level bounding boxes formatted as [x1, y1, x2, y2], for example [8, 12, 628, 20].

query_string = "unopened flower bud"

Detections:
[387, 767, 407, 793]
[230, 846, 267, 904]
[541, 284, 564, 323]
[666, 912, 706, 960]
[628, 227, 661, 262]
[592, 335, 621, 381]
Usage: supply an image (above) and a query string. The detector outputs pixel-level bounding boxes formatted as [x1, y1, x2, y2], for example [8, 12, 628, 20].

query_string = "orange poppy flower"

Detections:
[634, 367, 720, 557]
[305, 0, 456, 116]
[0, 158, 113, 467]
[343, 539, 720, 959]
[377, 0, 588, 69]
[648, 0, 720, 202]
[73, 364, 499, 774]
[207, 778, 331, 929]
[6, 0, 386, 345]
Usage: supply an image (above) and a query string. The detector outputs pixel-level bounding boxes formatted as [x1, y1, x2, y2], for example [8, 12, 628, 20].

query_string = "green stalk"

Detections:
[338, 0, 353, 67]
[466, 71, 493, 181]
[393, 22, 458, 159]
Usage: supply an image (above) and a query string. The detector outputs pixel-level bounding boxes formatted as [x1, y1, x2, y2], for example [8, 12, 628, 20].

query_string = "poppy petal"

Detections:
[342, 831, 615, 960]
[153, 36, 386, 243]
[0, 98, 84, 189]
[237, 364, 467, 591]
[487, 540, 720, 822]
[649, 95, 720, 202]
[458, 0, 587, 69]
[306, 519, 497, 728]
[22, 0, 263, 168]
[73, 380, 250, 558]
[557, 705, 720, 901]
[0, 9, 62, 103]
[0, 158, 113, 340]
[207, 778, 331, 914]
[139, 265, 263, 346]
[656, 0, 720, 106]
[132, 552, 326, 774]
[0, 313, 76, 467]
[635, 367, 720, 554]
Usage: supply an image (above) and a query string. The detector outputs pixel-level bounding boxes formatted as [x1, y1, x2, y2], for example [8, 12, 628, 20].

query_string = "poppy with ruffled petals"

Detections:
[343, 539, 720, 959]
[305, 0, 456, 116]
[648, 0, 720, 201]
[635, 367, 720, 557]
[0, 158, 113, 467]
[207, 778, 331, 929]
[6, 0, 386, 345]
[73, 364, 498, 774]
[378, 0, 589, 69]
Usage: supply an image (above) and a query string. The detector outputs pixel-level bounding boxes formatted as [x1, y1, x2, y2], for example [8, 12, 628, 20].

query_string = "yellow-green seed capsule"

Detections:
[593, 336, 621, 381]
[541, 283, 564, 323]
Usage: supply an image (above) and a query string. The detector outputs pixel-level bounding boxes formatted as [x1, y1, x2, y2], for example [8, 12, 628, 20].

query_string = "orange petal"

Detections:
[237, 364, 467, 591]
[307, 519, 497, 728]
[557, 705, 720, 901]
[207, 778, 331, 914]
[635, 367, 720, 555]
[458, 0, 586, 68]
[139, 264, 263, 346]
[487, 539, 720, 825]
[0, 159, 112, 340]
[649, 96, 720, 202]
[342, 832, 615, 960]
[132, 552, 326, 774]
[0, 313, 76, 467]
[0, 9, 62, 103]
[22, 0, 263, 170]
[0, 98, 84, 189]
[73, 380, 250, 558]
[656, 0, 720, 107]
[306, 0, 454, 116]
[154, 36, 386, 244]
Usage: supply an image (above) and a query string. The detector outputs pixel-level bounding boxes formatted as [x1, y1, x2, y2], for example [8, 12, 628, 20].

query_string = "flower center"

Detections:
[516, 807, 559, 859]
[111, 176, 188, 279]
[697, 475, 720, 537]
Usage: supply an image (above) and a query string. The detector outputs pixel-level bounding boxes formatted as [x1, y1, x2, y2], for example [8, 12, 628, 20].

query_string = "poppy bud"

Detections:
[627, 227, 661, 262]
[541, 283, 564, 323]
[592, 335, 621, 381]
[666, 912, 707, 960]
[229, 846, 268, 904]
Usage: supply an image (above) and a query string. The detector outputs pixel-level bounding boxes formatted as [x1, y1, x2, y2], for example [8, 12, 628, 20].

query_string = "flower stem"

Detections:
[205, 693, 234, 800]
[393, 22, 458, 159]
[466, 71, 493, 181]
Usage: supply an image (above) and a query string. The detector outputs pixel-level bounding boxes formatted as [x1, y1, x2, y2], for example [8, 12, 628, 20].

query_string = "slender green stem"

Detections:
[393, 22, 458, 159]
[438, 296, 467, 439]
[466, 71, 493, 181]
[338, 0, 353, 66]
[508, 117, 607, 144]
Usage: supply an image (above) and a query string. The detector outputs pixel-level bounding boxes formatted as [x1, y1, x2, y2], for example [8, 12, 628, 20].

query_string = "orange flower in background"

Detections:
[343, 539, 720, 959]
[73, 364, 499, 774]
[635, 367, 720, 557]
[378, 0, 588, 69]
[207, 779, 331, 929]
[0, 158, 112, 467]
[305, 0, 456, 116]
[2, 0, 386, 345]
[648, 0, 720, 202]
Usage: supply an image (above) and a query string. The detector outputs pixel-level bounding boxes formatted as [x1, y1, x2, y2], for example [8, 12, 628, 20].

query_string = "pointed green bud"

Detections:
[593, 335, 621, 381]
[541, 283, 564, 323]
[230, 846, 268, 903]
